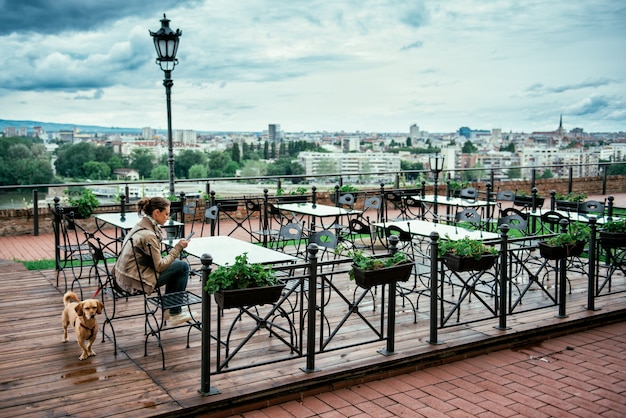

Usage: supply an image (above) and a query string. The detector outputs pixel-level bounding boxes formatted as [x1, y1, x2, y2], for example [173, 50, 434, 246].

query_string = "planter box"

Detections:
[599, 231, 626, 250]
[538, 241, 585, 260]
[352, 261, 413, 289]
[214, 284, 286, 309]
[443, 253, 497, 272]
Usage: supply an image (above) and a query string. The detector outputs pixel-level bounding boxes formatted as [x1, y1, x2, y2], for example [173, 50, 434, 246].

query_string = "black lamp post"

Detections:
[429, 153, 445, 222]
[150, 14, 182, 198]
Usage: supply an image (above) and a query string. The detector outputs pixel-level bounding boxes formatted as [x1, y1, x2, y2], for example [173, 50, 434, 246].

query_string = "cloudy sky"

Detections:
[1, 0, 625, 134]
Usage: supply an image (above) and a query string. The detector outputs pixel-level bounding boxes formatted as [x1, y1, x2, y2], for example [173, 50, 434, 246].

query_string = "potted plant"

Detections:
[538, 224, 590, 260]
[599, 219, 626, 249]
[339, 246, 413, 289]
[65, 188, 100, 218]
[204, 252, 285, 309]
[554, 192, 587, 211]
[438, 235, 499, 272]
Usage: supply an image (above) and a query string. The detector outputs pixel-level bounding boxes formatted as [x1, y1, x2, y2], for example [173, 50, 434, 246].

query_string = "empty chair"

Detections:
[182, 200, 198, 234]
[455, 208, 482, 228]
[578, 200, 604, 215]
[273, 221, 305, 257]
[308, 230, 339, 262]
[337, 193, 356, 209]
[362, 195, 383, 222]
[459, 187, 478, 201]
[497, 214, 528, 235]
[496, 190, 515, 202]
[200, 205, 219, 237]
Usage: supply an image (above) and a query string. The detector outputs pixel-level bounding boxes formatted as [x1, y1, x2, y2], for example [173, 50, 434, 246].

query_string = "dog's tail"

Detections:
[63, 291, 80, 306]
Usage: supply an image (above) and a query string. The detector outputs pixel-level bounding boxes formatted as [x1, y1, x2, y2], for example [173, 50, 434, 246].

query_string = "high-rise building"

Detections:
[269, 124, 281, 142]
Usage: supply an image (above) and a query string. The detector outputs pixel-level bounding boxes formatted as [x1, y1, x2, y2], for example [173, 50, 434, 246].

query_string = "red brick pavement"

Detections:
[225, 321, 626, 417]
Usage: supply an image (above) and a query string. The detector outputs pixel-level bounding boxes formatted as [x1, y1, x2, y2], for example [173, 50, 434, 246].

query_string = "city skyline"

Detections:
[1, 1, 625, 134]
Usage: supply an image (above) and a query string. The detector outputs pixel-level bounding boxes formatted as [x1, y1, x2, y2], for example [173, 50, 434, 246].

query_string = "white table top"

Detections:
[527, 209, 619, 225]
[414, 195, 496, 207]
[276, 202, 362, 217]
[95, 212, 184, 230]
[170, 236, 297, 266]
[373, 219, 500, 241]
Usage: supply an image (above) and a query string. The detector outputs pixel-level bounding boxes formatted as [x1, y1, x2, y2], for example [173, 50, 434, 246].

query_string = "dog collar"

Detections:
[73, 319, 96, 340]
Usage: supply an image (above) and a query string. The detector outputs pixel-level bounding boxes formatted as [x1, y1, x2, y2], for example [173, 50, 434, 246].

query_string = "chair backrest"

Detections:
[579, 200, 604, 214]
[497, 214, 528, 233]
[309, 230, 338, 250]
[338, 193, 355, 209]
[278, 222, 303, 241]
[349, 218, 371, 235]
[540, 210, 568, 233]
[496, 190, 515, 201]
[201, 205, 219, 236]
[384, 225, 412, 243]
[459, 187, 478, 201]
[455, 208, 481, 225]
[499, 207, 528, 220]
[363, 196, 382, 211]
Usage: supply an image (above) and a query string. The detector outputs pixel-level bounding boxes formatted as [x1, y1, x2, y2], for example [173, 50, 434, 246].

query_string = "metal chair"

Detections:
[579, 200, 605, 215]
[273, 221, 305, 257]
[200, 205, 219, 237]
[459, 187, 478, 201]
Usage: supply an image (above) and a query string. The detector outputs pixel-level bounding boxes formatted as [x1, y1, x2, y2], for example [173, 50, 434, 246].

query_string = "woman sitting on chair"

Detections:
[114, 197, 192, 324]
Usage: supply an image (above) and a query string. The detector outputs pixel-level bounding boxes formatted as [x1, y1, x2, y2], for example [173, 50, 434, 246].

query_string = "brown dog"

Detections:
[62, 291, 104, 360]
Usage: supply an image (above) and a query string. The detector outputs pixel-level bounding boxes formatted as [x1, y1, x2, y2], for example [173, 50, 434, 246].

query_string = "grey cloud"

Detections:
[0, 0, 198, 35]
[401, 40, 424, 51]
[567, 95, 611, 116]
[526, 78, 618, 95]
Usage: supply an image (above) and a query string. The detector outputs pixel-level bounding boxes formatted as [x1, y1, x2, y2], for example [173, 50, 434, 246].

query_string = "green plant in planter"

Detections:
[544, 224, 590, 247]
[438, 235, 498, 259]
[336, 245, 409, 280]
[555, 192, 587, 202]
[67, 188, 100, 218]
[601, 219, 626, 233]
[204, 252, 280, 294]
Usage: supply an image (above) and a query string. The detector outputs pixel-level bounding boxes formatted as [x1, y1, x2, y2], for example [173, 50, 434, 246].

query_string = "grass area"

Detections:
[21, 259, 57, 270]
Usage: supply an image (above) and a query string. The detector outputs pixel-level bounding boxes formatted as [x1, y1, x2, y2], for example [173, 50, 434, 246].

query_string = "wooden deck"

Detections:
[1, 253, 625, 418]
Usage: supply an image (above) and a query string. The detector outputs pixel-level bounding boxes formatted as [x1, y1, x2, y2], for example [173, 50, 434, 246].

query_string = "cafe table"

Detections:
[373, 219, 500, 242]
[413, 194, 497, 224]
[94, 212, 185, 254]
[275, 202, 362, 232]
[168, 235, 298, 266]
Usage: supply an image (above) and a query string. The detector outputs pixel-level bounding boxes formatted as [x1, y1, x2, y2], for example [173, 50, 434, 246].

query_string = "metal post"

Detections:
[568, 167, 573, 193]
[486, 182, 493, 223]
[556, 219, 569, 318]
[120, 193, 126, 222]
[601, 164, 607, 195]
[33, 190, 39, 236]
[334, 184, 340, 208]
[496, 224, 510, 330]
[302, 244, 319, 372]
[550, 190, 556, 211]
[587, 217, 599, 311]
[433, 171, 440, 223]
[53, 197, 61, 272]
[163, 69, 176, 197]
[531, 168, 536, 190]
[607, 196, 614, 220]
[379, 236, 399, 356]
[428, 232, 443, 344]
[312, 185, 317, 207]
[199, 254, 219, 395]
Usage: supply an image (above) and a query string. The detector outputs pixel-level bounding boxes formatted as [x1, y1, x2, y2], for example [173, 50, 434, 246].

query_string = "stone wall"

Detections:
[1, 175, 624, 237]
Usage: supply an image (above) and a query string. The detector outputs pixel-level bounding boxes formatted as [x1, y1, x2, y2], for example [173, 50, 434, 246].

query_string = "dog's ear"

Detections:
[96, 301, 104, 314]
[75, 302, 84, 317]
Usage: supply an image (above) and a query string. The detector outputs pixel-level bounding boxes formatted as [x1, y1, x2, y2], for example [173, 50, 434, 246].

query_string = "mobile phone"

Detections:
[185, 231, 195, 241]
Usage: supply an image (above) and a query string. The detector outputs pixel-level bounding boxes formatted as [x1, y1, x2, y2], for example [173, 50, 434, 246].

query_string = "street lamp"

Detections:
[150, 14, 182, 198]
[429, 153, 445, 222]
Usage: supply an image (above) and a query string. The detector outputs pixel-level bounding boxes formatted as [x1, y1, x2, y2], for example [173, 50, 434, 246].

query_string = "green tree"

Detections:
[188, 164, 208, 179]
[150, 165, 169, 180]
[55, 142, 97, 178]
[507, 167, 522, 179]
[130, 148, 155, 178]
[175, 149, 207, 179]
[83, 161, 111, 180]
[461, 140, 478, 154]
[231, 143, 241, 164]
[539, 168, 554, 179]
